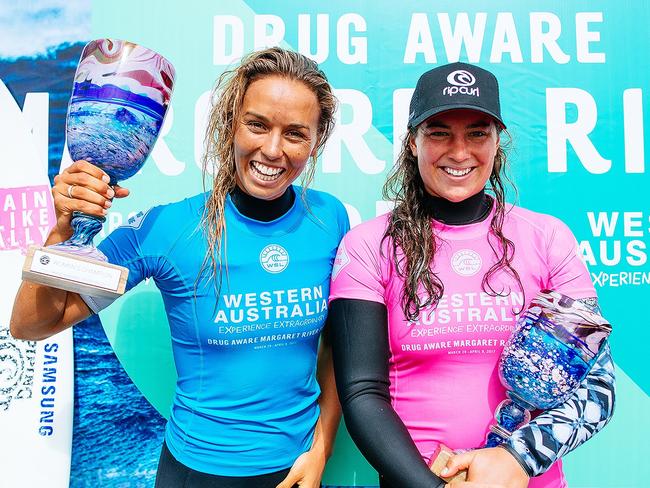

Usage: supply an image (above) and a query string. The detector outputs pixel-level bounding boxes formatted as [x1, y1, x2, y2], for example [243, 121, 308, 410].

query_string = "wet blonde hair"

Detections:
[198, 47, 337, 291]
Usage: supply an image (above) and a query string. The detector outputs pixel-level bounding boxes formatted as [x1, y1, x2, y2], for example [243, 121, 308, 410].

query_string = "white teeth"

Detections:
[251, 161, 284, 181]
[443, 167, 472, 177]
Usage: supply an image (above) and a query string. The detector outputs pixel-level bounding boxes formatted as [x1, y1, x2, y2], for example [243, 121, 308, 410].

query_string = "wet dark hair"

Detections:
[383, 123, 523, 321]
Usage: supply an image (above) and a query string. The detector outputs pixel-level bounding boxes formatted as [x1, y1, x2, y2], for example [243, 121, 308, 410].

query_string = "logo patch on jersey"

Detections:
[260, 244, 289, 273]
[451, 249, 482, 276]
[124, 208, 151, 230]
[331, 240, 350, 281]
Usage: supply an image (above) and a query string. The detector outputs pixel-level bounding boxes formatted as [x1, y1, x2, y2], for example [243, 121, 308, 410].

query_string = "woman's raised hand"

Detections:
[50, 160, 130, 241]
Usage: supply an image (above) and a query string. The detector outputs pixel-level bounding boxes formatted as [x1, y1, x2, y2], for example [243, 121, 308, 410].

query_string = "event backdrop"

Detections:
[0, 0, 648, 486]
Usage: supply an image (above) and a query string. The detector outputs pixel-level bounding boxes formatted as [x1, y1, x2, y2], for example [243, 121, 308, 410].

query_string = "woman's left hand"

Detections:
[442, 447, 529, 488]
[275, 448, 327, 488]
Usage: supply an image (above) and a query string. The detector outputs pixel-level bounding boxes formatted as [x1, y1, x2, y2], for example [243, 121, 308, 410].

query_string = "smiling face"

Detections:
[233, 75, 321, 201]
[409, 109, 500, 203]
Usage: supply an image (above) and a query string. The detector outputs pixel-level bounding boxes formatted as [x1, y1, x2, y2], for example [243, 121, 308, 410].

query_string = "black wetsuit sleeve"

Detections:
[329, 298, 445, 488]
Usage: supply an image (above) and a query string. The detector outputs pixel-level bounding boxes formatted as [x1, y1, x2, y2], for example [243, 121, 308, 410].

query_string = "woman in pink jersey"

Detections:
[328, 62, 614, 488]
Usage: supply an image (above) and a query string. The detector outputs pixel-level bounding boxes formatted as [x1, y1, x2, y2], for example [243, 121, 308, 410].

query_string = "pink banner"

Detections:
[0, 185, 55, 252]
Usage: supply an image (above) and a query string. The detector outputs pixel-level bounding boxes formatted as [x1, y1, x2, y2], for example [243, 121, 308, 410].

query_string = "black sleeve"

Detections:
[329, 298, 445, 488]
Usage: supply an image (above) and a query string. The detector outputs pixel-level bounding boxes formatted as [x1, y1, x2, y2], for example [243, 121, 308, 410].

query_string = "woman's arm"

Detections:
[10, 276, 92, 340]
[501, 297, 615, 477]
[445, 343, 614, 484]
[311, 323, 342, 461]
[276, 321, 342, 488]
[10, 160, 128, 340]
[329, 298, 445, 488]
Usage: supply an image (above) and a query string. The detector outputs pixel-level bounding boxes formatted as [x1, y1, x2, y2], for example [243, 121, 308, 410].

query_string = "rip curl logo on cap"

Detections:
[451, 249, 482, 276]
[447, 70, 476, 87]
[443, 69, 480, 97]
[260, 244, 289, 273]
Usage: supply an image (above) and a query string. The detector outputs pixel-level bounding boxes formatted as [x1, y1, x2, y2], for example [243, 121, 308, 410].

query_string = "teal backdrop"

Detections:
[68, 1, 650, 486]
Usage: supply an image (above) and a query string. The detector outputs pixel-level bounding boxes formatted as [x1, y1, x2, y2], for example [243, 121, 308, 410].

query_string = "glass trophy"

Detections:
[430, 289, 612, 483]
[23, 39, 175, 298]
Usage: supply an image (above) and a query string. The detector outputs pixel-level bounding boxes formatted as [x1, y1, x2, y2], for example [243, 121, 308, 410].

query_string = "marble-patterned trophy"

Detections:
[430, 289, 612, 483]
[22, 39, 175, 298]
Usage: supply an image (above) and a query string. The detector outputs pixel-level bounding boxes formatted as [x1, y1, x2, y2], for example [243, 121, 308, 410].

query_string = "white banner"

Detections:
[0, 79, 73, 488]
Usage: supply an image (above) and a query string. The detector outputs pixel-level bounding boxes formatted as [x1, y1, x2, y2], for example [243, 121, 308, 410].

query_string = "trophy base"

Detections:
[22, 245, 128, 299]
[429, 444, 467, 483]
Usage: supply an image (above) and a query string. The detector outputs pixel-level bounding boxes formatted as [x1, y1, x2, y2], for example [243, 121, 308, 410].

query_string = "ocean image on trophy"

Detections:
[22, 39, 175, 298]
[430, 289, 612, 483]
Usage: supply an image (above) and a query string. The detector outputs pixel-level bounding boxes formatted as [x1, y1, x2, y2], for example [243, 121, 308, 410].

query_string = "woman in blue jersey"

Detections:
[11, 48, 349, 488]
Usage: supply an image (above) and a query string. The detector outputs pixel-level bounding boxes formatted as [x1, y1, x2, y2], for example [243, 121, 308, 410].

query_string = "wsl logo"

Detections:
[451, 249, 482, 276]
[260, 244, 289, 273]
[443, 70, 479, 97]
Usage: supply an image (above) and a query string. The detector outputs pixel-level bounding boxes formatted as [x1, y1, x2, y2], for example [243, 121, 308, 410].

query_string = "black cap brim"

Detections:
[408, 104, 506, 130]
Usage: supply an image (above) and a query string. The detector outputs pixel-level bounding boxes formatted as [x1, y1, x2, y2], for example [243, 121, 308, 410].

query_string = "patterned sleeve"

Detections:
[501, 297, 616, 477]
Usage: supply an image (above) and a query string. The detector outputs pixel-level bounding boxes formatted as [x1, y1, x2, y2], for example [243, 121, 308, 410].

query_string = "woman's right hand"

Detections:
[49, 160, 130, 243]
[10, 160, 128, 341]
[442, 448, 529, 488]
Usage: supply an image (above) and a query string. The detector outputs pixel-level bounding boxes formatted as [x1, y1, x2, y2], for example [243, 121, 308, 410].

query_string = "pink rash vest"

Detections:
[329, 204, 595, 488]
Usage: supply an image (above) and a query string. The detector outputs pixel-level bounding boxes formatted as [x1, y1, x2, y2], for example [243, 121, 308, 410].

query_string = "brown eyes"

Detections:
[245, 121, 307, 140]
[425, 131, 488, 139]
[286, 130, 307, 140]
[246, 121, 265, 131]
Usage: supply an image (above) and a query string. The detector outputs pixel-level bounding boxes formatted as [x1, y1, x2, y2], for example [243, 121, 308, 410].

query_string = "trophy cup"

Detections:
[430, 289, 612, 482]
[22, 39, 175, 298]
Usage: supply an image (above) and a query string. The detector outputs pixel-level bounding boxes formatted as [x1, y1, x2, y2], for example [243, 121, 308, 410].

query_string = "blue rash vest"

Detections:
[87, 187, 349, 476]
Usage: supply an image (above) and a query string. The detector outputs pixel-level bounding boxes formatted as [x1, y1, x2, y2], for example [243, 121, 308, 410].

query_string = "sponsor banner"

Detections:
[1, 4, 167, 487]
[1, 0, 647, 486]
[0, 78, 73, 487]
[90, 1, 649, 486]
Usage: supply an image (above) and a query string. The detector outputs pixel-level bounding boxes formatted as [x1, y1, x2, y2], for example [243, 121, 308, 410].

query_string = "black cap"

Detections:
[407, 62, 505, 129]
